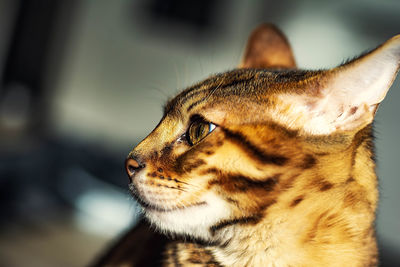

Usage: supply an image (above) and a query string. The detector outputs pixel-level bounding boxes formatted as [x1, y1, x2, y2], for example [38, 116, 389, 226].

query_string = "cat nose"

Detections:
[125, 156, 145, 179]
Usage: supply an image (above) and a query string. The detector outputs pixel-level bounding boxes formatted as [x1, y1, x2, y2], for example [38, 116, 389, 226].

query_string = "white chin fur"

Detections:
[145, 192, 231, 240]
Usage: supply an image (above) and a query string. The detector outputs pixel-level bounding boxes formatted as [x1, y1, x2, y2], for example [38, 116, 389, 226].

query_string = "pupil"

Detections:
[197, 124, 204, 138]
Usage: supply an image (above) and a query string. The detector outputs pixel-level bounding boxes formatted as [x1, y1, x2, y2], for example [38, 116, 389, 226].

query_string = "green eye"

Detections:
[187, 120, 216, 145]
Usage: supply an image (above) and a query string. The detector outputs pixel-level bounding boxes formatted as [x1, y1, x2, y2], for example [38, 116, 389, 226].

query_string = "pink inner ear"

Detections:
[298, 34, 400, 134]
[332, 103, 374, 132]
[239, 24, 296, 69]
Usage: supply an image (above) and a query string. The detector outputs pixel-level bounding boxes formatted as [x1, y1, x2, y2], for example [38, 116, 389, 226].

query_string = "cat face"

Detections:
[126, 25, 400, 242]
[127, 69, 316, 240]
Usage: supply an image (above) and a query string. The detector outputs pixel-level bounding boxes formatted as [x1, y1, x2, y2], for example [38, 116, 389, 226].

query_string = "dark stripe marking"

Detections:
[167, 81, 217, 112]
[172, 242, 181, 267]
[222, 128, 288, 165]
[210, 214, 263, 235]
[186, 98, 206, 112]
[186, 79, 253, 112]
[172, 140, 215, 175]
[209, 173, 280, 193]
[320, 181, 333, 191]
[219, 237, 233, 249]
[206, 259, 224, 267]
[178, 75, 231, 104]
[301, 154, 317, 169]
[180, 85, 208, 102]
[187, 250, 203, 264]
[201, 167, 219, 175]
[163, 84, 204, 114]
[184, 159, 206, 173]
[290, 195, 304, 207]
[308, 177, 334, 192]
[225, 197, 239, 205]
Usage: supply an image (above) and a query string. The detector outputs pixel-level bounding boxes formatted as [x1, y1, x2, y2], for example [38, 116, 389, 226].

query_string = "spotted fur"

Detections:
[96, 24, 400, 266]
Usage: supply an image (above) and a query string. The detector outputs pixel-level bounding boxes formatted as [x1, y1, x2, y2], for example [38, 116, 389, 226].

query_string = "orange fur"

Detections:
[97, 24, 400, 267]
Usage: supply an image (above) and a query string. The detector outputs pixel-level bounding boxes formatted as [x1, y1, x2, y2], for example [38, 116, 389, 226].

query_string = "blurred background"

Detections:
[0, 0, 399, 266]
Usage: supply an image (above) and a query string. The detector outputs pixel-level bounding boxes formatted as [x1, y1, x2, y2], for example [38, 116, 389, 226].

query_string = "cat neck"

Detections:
[210, 211, 377, 266]
[207, 128, 378, 266]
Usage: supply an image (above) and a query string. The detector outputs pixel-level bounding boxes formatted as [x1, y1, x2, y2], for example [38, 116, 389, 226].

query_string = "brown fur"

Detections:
[95, 24, 400, 266]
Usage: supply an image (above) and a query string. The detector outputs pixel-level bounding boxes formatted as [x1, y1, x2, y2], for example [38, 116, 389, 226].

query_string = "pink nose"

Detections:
[125, 157, 145, 178]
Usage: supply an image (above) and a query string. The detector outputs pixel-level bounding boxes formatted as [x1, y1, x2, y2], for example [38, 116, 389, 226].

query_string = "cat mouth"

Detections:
[129, 182, 207, 212]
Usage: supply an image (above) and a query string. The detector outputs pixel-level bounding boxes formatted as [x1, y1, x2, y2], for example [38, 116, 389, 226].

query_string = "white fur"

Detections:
[145, 192, 231, 240]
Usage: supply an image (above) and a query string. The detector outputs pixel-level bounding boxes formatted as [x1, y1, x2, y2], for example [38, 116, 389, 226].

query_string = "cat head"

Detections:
[126, 24, 400, 241]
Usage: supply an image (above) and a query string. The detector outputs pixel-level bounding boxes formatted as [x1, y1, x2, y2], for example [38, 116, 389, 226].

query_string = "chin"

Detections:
[144, 192, 231, 241]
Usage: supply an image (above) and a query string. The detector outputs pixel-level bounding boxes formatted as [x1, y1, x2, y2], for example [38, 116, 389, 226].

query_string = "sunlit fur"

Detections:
[127, 69, 376, 266]
[122, 25, 400, 266]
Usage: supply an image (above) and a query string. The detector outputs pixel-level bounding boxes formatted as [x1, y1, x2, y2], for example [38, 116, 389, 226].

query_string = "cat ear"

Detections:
[239, 24, 296, 69]
[297, 35, 400, 134]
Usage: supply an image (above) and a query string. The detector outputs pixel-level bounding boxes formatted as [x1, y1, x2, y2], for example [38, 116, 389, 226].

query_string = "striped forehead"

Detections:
[163, 69, 321, 117]
[164, 69, 255, 115]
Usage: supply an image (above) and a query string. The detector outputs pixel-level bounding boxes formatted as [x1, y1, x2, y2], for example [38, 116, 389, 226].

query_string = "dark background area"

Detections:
[0, 0, 399, 266]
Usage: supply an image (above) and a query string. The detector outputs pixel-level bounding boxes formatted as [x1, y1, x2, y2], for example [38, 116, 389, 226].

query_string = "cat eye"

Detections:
[186, 120, 216, 146]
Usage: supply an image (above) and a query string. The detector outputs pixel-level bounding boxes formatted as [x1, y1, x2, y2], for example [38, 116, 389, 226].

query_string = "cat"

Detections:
[93, 24, 400, 266]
